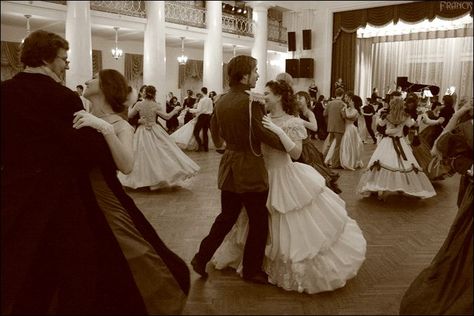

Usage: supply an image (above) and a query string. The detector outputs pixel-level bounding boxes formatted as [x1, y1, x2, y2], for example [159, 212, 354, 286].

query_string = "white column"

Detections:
[65, 0, 92, 89]
[203, 1, 223, 94]
[250, 2, 272, 93]
[143, 1, 166, 105]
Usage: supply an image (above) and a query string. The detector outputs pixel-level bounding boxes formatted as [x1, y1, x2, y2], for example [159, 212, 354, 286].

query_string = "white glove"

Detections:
[262, 115, 295, 152]
[262, 115, 284, 135]
[73, 110, 114, 135]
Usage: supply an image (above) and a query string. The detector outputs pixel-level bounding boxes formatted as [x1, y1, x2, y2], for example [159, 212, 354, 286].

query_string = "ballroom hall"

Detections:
[1, 1, 473, 315]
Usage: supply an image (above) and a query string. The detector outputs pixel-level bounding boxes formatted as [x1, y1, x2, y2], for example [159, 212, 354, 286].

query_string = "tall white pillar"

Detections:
[65, 0, 92, 89]
[203, 1, 223, 93]
[143, 1, 166, 105]
[250, 2, 272, 93]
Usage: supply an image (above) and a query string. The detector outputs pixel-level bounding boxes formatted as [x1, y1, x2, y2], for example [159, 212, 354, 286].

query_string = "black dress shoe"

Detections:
[243, 271, 269, 285]
[191, 256, 208, 278]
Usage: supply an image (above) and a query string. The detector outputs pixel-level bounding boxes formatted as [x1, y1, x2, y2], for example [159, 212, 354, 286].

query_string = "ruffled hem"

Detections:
[119, 168, 198, 189]
[212, 217, 367, 294]
[266, 189, 349, 262]
[357, 165, 436, 199]
[264, 219, 366, 294]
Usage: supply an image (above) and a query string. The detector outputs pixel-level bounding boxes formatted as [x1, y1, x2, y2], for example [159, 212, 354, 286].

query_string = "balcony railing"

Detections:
[222, 13, 253, 37]
[90, 1, 146, 18]
[36, 1, 287, 43]
[165, 1, 206, 28]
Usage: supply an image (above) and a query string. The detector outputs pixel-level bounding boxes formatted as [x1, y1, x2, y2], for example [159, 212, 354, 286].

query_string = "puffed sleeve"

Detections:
[285, 117, 307, 141]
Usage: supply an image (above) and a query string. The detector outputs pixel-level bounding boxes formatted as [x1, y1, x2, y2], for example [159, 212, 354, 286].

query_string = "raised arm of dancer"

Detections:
[73, 110, 134, 174]
[156, 103, 182, 120]
[422, 114, 444, 126]
[128, 101, 140, 119]
[301, 110, 318, 132]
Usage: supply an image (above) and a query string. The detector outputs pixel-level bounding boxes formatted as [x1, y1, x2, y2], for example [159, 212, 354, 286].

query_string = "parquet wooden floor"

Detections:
[125, 140, 461, 315]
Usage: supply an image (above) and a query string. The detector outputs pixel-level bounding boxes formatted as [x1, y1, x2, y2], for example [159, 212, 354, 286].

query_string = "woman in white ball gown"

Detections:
[211, 80, 367, 294]
[357, 98, 436, 200]
[118, 85, 200, 190]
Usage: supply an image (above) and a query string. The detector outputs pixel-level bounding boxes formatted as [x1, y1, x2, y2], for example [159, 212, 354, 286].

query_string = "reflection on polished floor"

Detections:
[125, 140, 460, 315]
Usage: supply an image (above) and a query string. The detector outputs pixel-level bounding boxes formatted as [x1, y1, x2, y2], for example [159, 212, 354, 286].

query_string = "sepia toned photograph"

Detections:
[1, 1, 472, 315]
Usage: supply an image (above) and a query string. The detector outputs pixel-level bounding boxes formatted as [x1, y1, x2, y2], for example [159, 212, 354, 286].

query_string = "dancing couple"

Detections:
[2, 30, 189, 314]
[191, 55, 366, 294]
[324, 91, 365, 171]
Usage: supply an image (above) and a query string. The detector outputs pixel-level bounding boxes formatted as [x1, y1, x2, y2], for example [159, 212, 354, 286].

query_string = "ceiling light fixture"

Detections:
[21, 14, 31, 44]
[177, 37, 188, 65]
[111, 26, 123, 60]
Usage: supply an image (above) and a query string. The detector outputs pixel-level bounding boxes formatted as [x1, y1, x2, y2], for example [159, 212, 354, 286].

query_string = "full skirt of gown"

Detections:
[89, 167, 189, 314]
[325, 124, 364, 170]
[411, 139, 453, 181]
[357, 115, 369, 143]
[211, 161, 367, 294]
[170, 118, 215, 151]
[400, 175, 473, 315]
[118, 123, 200, 189]
[357, 136, 436, 199]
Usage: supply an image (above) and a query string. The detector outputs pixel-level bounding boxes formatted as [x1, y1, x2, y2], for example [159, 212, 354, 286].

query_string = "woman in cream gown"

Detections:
[325, 96, 364, 170]
[211, 80, 366, 294]
[118, 85, 200, 190]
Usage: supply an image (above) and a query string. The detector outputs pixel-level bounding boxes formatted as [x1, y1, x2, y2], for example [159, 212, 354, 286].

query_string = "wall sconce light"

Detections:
[111, 26, 123, 60]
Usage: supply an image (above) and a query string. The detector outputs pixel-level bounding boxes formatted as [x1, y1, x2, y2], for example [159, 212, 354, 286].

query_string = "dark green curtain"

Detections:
[331, 0, 473, 97]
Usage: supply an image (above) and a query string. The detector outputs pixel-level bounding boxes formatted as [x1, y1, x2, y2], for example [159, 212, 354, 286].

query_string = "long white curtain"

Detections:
[355, 26, 473, 103]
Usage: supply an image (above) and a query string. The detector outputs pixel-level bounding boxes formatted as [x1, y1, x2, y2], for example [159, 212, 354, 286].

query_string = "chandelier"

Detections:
[177, 37, 188, 65]
[21, 14, 31, 44]
[111, 26, 123, 60]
